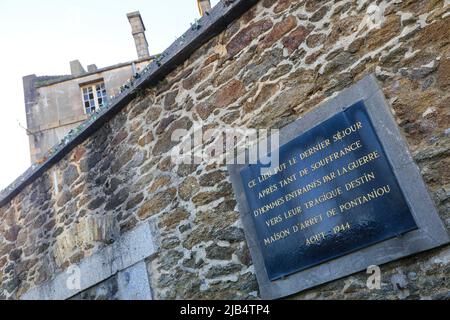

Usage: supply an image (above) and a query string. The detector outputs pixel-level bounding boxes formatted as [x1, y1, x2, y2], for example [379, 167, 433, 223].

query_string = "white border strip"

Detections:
[21, 222, 157, 300]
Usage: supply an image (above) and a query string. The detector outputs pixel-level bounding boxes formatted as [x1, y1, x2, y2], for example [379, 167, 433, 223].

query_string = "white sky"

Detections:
[0, 0, 220, 190]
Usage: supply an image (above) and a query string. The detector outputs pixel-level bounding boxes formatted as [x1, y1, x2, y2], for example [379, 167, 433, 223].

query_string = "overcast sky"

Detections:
[0, 0, 220, 190]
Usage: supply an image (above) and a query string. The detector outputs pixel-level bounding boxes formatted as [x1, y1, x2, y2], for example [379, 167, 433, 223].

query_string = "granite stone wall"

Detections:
[0, 0, 449, 300]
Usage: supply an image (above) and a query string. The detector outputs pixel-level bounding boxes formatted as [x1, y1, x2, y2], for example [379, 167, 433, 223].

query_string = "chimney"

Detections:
[87, 64, 98, 72]
[127, 11, 150, 60]
[70, 60, 86, 76]
[197, 0, 211, 16]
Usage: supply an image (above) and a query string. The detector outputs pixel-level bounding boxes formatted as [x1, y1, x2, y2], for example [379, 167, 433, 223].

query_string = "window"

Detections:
[81, 82, 108, 114]
[95, 83, 108, 108]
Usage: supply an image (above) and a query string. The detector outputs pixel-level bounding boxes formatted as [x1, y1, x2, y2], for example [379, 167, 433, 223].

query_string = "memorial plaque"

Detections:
[240, 101, 417, 280]
[228, 75, 449, 299]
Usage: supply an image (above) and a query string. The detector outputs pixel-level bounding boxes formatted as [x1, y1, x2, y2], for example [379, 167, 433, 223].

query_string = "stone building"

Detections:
[0, 0, 449, 300]
[23, 11, 154, 163]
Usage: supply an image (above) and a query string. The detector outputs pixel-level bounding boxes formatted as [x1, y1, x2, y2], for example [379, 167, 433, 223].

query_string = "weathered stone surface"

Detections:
[196, 80, 246, 119]
[198, 171, 226, 187]
[262, 0, 276, 9]
[154, 157, 171, 172]
[213, 80, 246, 109]
[191, 192, 215, 206]
[243, 48, 284, 85]
[415, 15, 450, 48]
[348, 37, 364, 54]
[104, 188, 129, 211]
[164, 90, 179, 110]
[159, 207, 189, 230]
[324, 15, 361, 48]
[138, 132, 154, 146]
[182, 65, 214, 90]
[204, 54, 220, 67]
[220, 110, 240, 124]
[322, 51, 356, 75]
[4, 226, 20, 242]
[159, 250, 183, 271]
[274, 0, 292, 13]
[226, 19, 273, 57]
[130, 173, 153, 194]
[9, 249, 22, 261]
[269, 64, 293, 80]
[111, 149, 134, 173]
[191, 181, 233, 206]
[111, 130, 128, 147]
[105, 177, 122, 196]
[138, 188, 177, 220]
[182, 226, 212, 250]
[148, 176, 172, 193]
[152, 117, 193, 155]
[56, 190, 72, 207]
[206, 244, 234, 260]
[156, 115, 176, 134]
[177, 163, 199, 177]
[214, 226, 245, 243]
[306, 33, 326, 48]
[182, 252, 204, 269]
[63, 165, 79, 187]
[178, 176, 200, 201]
[161, 236, 181, 250]
[145, 106, 162, 124]
[125, 193, 144, 210]
[259, 15, 297, 50]
[250, 83, 313, 127]
[71, 146, 86, 162]
[365, 15, 401, 52]
[236, 244, 252, 266]
[128, 95, 153, 120]
[282, 26, 312, 54]
[205, 263, 242, 278]
[87, 197, 105, 210]
[309, 5, 329, 22]
[437, 58, 450, 90]
[243, 82, 279, 113]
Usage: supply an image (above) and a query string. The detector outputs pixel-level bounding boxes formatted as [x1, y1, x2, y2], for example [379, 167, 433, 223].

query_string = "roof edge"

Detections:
[35, 56, 157, 88]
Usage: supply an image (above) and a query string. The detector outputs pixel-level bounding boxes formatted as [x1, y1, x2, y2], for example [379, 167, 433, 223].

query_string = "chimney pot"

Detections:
[87, 64, 98, 72]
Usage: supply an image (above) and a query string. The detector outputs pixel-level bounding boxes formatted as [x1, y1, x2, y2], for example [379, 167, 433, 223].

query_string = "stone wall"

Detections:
[1, 0, 449, 300]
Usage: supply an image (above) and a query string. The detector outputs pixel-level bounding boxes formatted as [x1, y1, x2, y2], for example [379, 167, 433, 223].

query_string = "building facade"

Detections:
[23, 11, 153, 163]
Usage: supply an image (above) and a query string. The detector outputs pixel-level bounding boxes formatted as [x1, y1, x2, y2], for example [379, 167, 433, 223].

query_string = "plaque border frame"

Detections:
[227, 74, 450, 299]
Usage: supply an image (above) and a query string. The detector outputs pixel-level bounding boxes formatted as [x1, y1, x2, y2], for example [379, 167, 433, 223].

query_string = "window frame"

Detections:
[80, 81, 108, 115]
